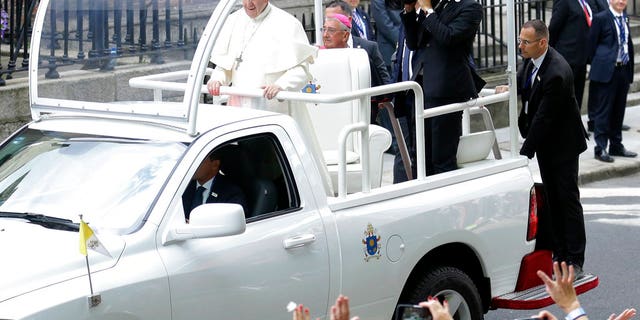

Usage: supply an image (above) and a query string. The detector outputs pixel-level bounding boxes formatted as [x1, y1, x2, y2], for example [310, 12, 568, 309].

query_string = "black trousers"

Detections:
[537, 155, 586, 267]
[424, 97, 463, 175]
[570, 63, 587, 110]
[590, 66, 630, 153]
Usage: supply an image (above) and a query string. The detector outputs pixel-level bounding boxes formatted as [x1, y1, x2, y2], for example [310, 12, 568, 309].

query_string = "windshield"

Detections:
[35, 0, 221, 105]
[0, 128, 185, 234]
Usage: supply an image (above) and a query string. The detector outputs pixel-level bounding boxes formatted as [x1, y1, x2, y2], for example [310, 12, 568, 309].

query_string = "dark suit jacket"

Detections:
[351, 7, 376, 41]
[371, 0, 401, 67]
[400, 0, 482, 100]
[353, 36, 392, 87]
[390, 24, 425, 118]
[391, 24, 424, 83]
[517, 47, 588, 164]
[548, 0, 595, 66]
[588, 10, 635, 84]
[590, 0, 609, 13]
[182, 174, 248, 220]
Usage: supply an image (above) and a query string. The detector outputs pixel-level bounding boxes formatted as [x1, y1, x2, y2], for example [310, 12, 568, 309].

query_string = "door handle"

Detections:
[283, 234, 316, 249]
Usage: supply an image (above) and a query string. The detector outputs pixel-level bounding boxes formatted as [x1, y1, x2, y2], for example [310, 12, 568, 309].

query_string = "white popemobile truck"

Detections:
[0, 0, 597, 319]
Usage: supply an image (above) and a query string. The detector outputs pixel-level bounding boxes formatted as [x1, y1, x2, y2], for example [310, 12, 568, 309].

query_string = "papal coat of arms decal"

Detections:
[362, 223, 381, 261]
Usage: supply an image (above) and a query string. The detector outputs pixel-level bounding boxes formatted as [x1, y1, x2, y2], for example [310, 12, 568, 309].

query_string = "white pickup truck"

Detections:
[0, 0, 598, 319]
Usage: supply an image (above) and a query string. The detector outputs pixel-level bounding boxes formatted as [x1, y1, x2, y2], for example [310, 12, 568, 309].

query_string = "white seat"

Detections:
[307, 48, 391, 194]
[456, 130, 496, 166]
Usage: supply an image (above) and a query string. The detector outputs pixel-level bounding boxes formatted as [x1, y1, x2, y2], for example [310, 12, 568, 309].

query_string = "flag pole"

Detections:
[84, 255, 94, 296]
[79, 214, 101, 308]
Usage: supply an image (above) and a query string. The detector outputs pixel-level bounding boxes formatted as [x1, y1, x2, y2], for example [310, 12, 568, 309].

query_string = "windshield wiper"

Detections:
[0, 212, 79, 232]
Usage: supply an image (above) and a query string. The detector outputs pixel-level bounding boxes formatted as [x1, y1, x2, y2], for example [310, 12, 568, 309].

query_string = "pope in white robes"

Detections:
[207, 0, 334, 195]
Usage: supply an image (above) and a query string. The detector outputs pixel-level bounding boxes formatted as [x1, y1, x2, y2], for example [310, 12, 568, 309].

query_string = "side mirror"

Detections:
[165, 203, 246, 243]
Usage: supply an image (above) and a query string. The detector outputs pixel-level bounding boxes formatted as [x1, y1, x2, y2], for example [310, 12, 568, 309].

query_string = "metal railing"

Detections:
[0, 0, 551, 86]
[1, 0, 212, 85]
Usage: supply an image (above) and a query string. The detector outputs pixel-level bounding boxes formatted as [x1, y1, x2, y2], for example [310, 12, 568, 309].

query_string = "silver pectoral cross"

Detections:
[235, 53, 243, 70]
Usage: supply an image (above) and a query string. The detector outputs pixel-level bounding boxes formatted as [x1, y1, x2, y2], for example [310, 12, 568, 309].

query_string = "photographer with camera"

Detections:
[399, 0, 483, 175]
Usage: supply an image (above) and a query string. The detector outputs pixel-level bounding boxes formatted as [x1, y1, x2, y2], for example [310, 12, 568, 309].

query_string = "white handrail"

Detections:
[215, 84, 513, 194]
[217, 82, 423, 197]
[131, 73, 514, 194]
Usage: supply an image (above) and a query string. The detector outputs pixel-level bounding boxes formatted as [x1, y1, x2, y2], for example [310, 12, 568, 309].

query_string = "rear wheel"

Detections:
[403, 266, 483, 320]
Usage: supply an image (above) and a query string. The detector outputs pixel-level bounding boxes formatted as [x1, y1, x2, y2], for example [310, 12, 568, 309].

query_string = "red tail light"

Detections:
[527, 186, 538, 241]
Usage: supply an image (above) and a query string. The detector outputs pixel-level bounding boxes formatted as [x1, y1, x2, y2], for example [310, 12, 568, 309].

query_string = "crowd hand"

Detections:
[536, 310, 558, 320]
[331, 295, 360, 320]
[536, 261, 579, 314]
[494, 85, 509, 94]
[207, 79, 222, 96]
[608, 308, 637, 320]
[418, 296, 453, 320]
[262, 84, 283, 100]
[293, 304, 311, 320]
[417, 0, 432, 10]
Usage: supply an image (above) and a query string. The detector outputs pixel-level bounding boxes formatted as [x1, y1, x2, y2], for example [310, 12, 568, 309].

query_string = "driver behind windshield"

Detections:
[181, 149, 248, 223]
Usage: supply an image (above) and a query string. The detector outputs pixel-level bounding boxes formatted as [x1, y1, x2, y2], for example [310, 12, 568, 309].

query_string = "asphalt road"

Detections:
[485, 172, 640, 320]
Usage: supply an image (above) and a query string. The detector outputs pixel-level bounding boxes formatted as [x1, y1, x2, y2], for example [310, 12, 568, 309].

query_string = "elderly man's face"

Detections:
[346, 0, 360, 9]
[243, 0, 268, 18]
[322, 19, 350, 49]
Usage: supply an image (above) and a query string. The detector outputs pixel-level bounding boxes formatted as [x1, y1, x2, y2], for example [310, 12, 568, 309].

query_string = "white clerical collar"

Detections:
[252, 3, 272, 22]
[347, 34, 353, 48]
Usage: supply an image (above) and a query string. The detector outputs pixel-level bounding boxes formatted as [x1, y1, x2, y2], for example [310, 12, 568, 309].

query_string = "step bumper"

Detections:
[491, 274, 599, 310]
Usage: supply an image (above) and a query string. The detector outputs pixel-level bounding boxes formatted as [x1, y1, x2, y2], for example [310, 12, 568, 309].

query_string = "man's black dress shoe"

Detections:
[595, 151, 615, 162]
[571, 264, 584, 279]
[610, 147, 638, 157]
[622, 124, 631, 131]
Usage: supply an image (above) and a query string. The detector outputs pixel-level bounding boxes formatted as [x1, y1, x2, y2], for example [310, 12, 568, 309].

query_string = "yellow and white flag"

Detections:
[79, 220, 112, 258]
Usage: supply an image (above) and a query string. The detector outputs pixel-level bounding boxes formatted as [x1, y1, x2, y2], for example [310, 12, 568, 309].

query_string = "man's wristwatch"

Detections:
[565, 307, 587, 320]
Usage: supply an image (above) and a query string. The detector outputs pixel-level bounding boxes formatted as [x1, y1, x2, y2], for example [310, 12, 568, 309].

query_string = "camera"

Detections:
[396, 304, 432, 320]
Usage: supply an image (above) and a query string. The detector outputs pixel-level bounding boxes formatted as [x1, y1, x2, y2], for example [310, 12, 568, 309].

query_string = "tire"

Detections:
[402, 266, 483, 320]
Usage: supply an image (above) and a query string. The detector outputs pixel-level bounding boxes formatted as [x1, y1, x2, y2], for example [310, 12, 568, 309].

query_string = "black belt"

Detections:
[615, 62, 627, 67]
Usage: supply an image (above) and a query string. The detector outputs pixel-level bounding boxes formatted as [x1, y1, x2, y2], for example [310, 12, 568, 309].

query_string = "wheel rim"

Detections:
[437, 289, 472, 320]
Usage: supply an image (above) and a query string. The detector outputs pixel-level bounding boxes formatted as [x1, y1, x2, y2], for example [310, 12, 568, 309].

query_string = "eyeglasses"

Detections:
[517, 38, 542, 46]
[321, 27, 347, 35]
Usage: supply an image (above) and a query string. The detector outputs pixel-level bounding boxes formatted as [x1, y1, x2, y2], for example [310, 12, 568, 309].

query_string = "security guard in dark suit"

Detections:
[400, 0, 483, 175]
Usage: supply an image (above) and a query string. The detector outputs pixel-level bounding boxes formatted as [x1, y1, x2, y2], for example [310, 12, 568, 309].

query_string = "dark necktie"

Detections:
[617, 16, 629, 64]
[524, 65, 538, 90]
[190, 185, 206, 212]
[402, 42, 411, 82]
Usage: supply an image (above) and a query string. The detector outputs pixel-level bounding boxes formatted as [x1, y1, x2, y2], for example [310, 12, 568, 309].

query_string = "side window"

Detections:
[182, 133, 300, 223]
[236, 134, 300, 221]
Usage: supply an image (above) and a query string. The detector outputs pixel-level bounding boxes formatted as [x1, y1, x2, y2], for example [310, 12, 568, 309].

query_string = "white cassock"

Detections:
[210, 3, 334, 196]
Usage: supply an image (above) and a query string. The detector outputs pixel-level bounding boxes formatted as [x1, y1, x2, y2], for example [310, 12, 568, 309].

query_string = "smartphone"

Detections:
[396, 304, 432, 320]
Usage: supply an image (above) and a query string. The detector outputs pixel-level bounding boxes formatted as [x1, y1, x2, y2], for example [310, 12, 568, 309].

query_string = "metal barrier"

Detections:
[0, 0, 211, 85]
